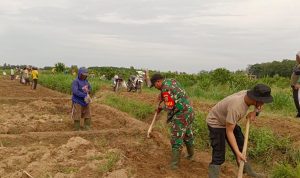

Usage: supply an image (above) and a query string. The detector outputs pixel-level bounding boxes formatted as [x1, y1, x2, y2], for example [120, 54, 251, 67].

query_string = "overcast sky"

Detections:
[0, 0, 299, 73]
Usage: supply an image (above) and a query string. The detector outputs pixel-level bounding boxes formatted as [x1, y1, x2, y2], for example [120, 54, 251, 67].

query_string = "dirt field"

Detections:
[0, 76, 289, 178]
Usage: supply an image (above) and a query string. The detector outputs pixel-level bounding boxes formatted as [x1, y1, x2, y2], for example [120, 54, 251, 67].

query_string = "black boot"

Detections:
[185, 144, 194, 161]
[170, 149, 181, 170]
[244, 162, 265, 178]
[208, 164, 220, 178]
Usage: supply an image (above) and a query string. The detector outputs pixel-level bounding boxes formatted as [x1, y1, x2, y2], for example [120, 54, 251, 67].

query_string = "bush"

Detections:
[54, 62, 66, 73]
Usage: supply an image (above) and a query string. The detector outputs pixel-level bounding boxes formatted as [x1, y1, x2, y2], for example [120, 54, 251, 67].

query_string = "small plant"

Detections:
[98, 152, 120, 173]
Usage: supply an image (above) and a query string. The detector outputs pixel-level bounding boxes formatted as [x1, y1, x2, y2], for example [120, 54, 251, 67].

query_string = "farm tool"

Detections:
[237, 117, 250, 178]
[237, 110, 265, 178]
[147, 102, 162, 138]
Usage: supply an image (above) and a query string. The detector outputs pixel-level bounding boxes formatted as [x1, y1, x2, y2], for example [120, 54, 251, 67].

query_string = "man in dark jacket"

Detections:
[71, 67, 92, 131]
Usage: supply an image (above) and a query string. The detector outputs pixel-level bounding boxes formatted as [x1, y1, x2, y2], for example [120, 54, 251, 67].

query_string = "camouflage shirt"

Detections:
[161, 79, 193, 114]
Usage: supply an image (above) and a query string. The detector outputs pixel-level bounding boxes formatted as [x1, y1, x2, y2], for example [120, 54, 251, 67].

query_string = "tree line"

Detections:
[247, 59, 296, 78]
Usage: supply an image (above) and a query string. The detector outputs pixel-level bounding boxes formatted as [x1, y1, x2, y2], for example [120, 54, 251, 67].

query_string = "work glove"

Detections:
[84, 94, 92, 104]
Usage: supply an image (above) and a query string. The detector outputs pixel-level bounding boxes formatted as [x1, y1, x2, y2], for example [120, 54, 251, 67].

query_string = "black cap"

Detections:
[150, 73, 164, 87]
[247, 84, 273, 103]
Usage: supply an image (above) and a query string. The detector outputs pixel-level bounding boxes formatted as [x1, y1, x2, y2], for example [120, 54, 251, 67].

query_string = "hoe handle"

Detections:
[147, 112, 158, 138]
[147, 102, 162, 138]
[237, 118, 250, 178]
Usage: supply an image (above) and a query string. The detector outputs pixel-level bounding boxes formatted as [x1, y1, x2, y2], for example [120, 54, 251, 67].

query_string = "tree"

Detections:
[54, 62, 66, 73]
[210, 68, 232, 85]
[248, 59, 295, 78]
[70, 65, 78, 75]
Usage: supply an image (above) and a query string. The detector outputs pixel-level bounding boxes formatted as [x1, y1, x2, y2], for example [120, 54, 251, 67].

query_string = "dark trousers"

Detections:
[208, 125, 244, 165]
[292, 88, 300, 115]
[32, 79, 38, 89]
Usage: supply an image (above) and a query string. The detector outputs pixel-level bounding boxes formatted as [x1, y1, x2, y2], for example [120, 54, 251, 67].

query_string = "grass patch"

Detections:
[103, 94, 155, 120]
[98, 152, 120, 173]
[58, 166, 79, 174]
[193, 111, 210, 150]
[248, 127, 291, 164]
[39, 73, 105, 95]
[271, 163, 300, 178]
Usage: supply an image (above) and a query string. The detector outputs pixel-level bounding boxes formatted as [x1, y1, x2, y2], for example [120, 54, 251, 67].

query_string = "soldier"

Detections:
[206, 84, 273, 178]
[71, 67, 92, 131]
[290, 51, 300, 118]
[150, 73, 195, 170]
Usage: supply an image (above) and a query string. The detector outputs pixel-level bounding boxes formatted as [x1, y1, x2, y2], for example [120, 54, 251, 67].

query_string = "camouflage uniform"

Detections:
[161, 79, 195, 151]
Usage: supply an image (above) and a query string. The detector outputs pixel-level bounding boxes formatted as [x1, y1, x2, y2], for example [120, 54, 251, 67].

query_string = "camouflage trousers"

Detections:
[170, 111, 195, 151]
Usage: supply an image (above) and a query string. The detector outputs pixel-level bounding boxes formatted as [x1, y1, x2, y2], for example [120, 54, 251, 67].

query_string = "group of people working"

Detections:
[70, 52, 300, 178]
[9, 66, 39, 90]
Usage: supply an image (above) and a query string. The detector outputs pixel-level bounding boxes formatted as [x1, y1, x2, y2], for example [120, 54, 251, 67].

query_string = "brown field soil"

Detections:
[2, 77, 295, 177]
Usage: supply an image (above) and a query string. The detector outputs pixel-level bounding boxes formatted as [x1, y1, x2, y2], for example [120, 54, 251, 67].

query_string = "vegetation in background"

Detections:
[248, 59, 295, 78]
[54, 62, 66, 73]
[102, 94, 155, 120]
[39, 73, 104, 95]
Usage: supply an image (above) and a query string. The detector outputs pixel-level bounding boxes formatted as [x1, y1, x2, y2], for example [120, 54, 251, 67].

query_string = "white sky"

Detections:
[0, 0, 299, 73]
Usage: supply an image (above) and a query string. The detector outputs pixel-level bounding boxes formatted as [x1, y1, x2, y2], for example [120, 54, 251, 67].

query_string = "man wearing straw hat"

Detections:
[206, 84, 273, 178]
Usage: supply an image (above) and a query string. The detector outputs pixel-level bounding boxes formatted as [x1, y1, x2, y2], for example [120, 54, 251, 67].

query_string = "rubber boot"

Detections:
[185, 144, 194, 161]
[84, 118, 91, 130]
[244, 162, 265, 178]
[74, 120, 80, 131]
[208, 164, 220, 178]
[170, 149, 181, 170]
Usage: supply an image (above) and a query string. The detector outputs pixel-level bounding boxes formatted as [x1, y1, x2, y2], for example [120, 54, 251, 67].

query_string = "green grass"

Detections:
[98, 152, 120, 173]
[39, 73, 105, 95]
[193, 111, 210, 150]
[248, 127, 291, 164]
[103, 94, 155, 120]
[58, 166, 79, 174]
[271, 163, 300, 178]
